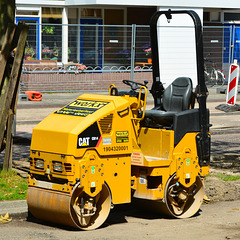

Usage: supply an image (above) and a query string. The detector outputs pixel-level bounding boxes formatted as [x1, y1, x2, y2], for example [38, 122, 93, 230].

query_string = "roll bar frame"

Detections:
[149, 9, 210, 166]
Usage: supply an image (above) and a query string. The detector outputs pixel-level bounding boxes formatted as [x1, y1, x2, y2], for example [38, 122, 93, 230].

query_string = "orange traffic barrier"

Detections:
[25, 91, 42, 101]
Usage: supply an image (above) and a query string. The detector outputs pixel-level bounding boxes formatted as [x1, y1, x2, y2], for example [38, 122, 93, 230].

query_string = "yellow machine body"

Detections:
[28, 88, 209, 229]
[131, 129, 208, 199]
[28, 9, 211, 230]
[29, 94, 135, 204]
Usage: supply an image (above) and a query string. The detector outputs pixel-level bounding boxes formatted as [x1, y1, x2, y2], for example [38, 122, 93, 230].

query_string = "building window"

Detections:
[68, 8, 78, 62]
[104, 9, 125, 64]
[224, 13, 240, 21]
[211, 12, 221, 22]
[81, 8, 102, 18]
[16, 10, 38, 16]
[42, 8, 62, 19]
[203, 12, 210, 22]
[42, 8, 62, 61]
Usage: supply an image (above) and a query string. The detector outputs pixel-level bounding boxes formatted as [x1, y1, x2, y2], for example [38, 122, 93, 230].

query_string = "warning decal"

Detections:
[55, 99, 109, 117]
[131, 152, 144, 166]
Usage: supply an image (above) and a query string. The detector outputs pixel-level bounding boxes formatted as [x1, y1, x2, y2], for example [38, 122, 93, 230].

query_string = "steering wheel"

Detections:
[122, 80, 147, 91]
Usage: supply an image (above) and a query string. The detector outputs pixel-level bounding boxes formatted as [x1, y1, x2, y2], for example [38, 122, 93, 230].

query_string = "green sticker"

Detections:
[186, 158, 190, 166]
[116, 131, 129, 143]
[91, 166, 95, 174]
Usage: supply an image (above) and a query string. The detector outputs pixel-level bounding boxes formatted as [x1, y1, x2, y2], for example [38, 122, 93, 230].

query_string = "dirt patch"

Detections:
[206, 152, 240, 202]
[205, 175, 240, 202]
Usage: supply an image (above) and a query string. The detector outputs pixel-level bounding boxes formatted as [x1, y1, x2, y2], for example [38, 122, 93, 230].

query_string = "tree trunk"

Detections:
[0, 0, 15, 50]
[0, 0, 15, 170]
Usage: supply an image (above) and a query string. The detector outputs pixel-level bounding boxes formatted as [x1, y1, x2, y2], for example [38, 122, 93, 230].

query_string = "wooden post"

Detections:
[1, 23, 28, 170]
[0, 24, 16, 90]
[3, 110, 14, 170]
[0, 24, 16, 145]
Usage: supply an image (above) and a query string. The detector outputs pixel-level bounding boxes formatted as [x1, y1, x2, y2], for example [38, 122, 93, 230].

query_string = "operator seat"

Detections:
[145, 77, 193, 126]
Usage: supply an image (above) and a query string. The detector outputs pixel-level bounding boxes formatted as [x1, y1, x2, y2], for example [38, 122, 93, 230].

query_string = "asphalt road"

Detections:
[0, 200, 239, 240]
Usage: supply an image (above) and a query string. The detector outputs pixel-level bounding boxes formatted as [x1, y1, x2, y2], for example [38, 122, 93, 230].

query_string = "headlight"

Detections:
[35, 158, 44, 169]
[53, 161, 63, 172]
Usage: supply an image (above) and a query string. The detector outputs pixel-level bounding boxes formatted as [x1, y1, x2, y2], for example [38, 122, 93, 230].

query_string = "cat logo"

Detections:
[78, 137, 90, 147]
[77, 122, 101, 149]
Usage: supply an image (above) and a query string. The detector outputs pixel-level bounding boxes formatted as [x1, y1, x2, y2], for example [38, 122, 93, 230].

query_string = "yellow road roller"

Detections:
[27, 9, 210, 230]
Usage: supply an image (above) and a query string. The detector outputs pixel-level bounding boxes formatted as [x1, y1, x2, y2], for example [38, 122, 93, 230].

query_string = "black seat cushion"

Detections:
[144, 77, 193, 126]
[142, 77, 208, 147]
[162, 77, 193, 112]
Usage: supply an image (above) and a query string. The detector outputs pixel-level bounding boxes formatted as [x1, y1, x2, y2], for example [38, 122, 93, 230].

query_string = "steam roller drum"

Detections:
[27, 183, 112, 230]
[162, 174, 204, 218]
[133, 174, 204, 219]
